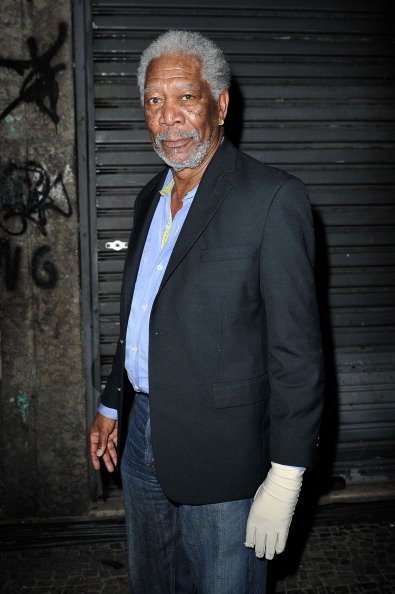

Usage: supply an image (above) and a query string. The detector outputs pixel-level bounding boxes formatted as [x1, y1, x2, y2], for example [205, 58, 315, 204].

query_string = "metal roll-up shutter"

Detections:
[90, 0, 395, 483]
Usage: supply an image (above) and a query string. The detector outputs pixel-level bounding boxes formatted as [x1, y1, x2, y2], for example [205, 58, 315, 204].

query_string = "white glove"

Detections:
[245, 462, 304, 560]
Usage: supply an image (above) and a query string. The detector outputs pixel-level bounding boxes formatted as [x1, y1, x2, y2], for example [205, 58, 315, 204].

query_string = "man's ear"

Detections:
[218, 89, 229, 122]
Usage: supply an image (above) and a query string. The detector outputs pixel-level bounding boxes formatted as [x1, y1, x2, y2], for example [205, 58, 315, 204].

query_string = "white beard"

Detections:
[152, 129, 215, 171]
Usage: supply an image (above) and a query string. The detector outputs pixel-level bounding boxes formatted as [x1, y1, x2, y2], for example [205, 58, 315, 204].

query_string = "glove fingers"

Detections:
[265, 532, 278, 560]
[254, 529, 266, 558]
[245, 522, 256, 548]
[275, 529, 288, 554]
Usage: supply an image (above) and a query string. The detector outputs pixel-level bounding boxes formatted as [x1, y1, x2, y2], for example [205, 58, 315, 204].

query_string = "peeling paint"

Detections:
[3, 113, 21, 135]
[62, 164, 74, 185]
[16, 392, 29, 423]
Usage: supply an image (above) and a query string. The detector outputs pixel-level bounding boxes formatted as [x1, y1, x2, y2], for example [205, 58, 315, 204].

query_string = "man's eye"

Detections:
[181, 94, 194, 101]
[147, 97, 160, 105]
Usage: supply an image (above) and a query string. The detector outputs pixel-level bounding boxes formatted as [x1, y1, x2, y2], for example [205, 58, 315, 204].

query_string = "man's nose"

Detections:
[159, 100, 184, 127]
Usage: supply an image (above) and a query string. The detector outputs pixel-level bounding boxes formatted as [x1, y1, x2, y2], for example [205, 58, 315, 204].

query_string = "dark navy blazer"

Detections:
[101, 138, 324, 505]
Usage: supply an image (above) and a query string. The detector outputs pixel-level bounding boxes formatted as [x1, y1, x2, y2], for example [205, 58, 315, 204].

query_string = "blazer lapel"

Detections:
[121, 170, 167, 325]
[158, 138, 238, 293]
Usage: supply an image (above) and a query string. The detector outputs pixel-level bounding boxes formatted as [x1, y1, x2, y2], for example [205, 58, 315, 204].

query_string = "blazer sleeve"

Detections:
[100, 339, 122, 409]
[260, 177, 324, 467]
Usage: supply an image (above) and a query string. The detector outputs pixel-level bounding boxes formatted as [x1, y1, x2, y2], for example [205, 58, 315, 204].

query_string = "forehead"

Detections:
[144, 54, 206, 89]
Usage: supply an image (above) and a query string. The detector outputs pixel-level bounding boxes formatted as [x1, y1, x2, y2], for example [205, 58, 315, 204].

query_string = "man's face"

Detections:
[143, 54, 228, 171]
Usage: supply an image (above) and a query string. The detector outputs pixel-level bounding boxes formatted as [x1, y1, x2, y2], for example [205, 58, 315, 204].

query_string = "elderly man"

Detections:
[89, 30, 324, 593]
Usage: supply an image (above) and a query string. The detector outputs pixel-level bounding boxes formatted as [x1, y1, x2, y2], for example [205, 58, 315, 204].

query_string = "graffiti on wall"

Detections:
[0, 238, 58, 291]
[0, 237, 21, 291]
[0, 22, 67, 125]
[31, 245, 58, 289]
[0, 160, 70, 290]
[0, 160, 72, 236]
[0, 21, 72, 292]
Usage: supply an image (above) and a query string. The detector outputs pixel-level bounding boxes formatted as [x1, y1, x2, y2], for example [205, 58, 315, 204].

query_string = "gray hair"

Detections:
[137, 30, 231, 105]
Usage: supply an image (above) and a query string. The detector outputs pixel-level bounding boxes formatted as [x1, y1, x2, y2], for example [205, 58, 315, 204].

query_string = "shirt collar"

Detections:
[159, 173, 174, 197]
[159, 169, 199, 203]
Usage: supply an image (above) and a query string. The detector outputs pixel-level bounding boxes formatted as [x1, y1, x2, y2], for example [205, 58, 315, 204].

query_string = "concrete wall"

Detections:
[0, 0, 89, 518]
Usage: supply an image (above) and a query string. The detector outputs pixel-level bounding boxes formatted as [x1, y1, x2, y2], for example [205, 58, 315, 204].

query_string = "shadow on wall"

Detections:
[224, 78, 245, 149]
[314, 208, 340, 495]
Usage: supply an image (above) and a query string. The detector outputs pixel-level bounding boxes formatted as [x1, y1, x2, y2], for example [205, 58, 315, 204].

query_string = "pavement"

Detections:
[0, 499, 394, 593]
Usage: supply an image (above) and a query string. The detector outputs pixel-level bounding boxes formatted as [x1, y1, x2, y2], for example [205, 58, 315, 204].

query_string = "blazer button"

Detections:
[119, 339, 124, 344]
[117, 387, 121, 392]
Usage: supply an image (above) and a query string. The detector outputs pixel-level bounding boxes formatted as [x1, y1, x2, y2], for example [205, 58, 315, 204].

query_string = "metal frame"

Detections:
[72, 0, 102, 500]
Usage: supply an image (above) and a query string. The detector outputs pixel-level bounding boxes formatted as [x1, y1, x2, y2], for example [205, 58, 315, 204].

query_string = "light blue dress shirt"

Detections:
[98, 169, 198, 420]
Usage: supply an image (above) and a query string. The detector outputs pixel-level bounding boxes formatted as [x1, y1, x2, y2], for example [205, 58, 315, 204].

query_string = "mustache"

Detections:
[154, 130, 199, 143]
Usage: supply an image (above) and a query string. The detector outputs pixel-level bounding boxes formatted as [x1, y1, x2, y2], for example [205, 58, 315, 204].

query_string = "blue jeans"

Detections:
[120, 393, 267, 593]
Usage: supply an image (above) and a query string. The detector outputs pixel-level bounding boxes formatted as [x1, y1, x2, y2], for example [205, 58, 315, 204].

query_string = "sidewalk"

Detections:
[0, 500, 394, 593]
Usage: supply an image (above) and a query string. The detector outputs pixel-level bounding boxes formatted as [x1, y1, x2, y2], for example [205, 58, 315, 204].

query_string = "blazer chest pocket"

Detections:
[213, 375, 269, 408]
[200, 245, 254, 262]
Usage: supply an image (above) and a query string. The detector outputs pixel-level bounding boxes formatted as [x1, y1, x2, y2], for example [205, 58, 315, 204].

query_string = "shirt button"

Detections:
[157, 264, 163, 271]
[133, 384, 140, 392]
[131, 345, 137, 353]
[141, 304, 148, 311]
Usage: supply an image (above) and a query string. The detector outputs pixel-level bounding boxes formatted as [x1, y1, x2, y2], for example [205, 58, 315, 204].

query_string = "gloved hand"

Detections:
[245, 462, 304, 559]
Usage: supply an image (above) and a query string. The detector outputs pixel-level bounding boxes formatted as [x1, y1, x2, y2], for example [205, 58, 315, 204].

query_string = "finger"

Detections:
[245, 522, 256, 548]
[91, 452, 101, 471]
[107, 439, 118, 467]
[254, 529, 266, 559]
[89, 432, 101, 470]
[102, 450, 115, 473]
[276, 528, 288, 554]
[109, 427, 118, 448]
[265, 532, 278, 560]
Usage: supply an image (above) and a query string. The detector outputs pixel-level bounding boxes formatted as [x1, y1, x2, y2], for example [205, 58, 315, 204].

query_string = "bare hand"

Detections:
[89, 413, 118, 472]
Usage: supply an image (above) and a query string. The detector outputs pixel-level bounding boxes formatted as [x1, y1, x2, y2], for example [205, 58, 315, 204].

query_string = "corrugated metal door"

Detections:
[90, 0, 395, 482]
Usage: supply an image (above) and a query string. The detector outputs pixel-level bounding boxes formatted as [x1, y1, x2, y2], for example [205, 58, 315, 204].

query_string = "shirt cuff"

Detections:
[98, 403, 118, 420]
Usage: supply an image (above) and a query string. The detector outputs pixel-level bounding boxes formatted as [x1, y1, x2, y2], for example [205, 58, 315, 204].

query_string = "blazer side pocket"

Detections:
[213, 375, 269, 408]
